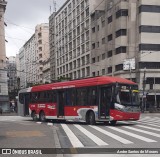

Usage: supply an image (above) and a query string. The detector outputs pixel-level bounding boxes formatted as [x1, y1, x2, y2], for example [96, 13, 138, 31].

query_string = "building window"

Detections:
[92, 57, 95, 63]
[139, 25, 160, 33]
[86, 67, 90, 76]
[102, 69, 105, 75]
[97, 25, 99, 31]
[108, 34, 112, 41]
[116, 9, 128, 18]
[97, 42, 99, 47]
[81, 56, 85, 66]
[139, 62, 160, 69]
[116, 29, 127, 38]
[108, 67, 112, 73]
[108, 16, 112, 24]
[102, 20, 105, 27]
[139, 44, 160, 51]
[108, 50, 113, 58]
[115, 64, 123, 71]
[115, 46, 126, 54]
[102, 53, 105, 60]
[102, 38, 105, 44]
[146, 77, 160, 84]
[82, 68, 85, 78]
[92, 43, 96, 49]
[139, 5, 160, 13]
[86, 54, 90, 64]
[92, 27, 95, 33]
[77, 70, 80, 78]
[97, 56, 100, 62]
[86, 8, 89, 17]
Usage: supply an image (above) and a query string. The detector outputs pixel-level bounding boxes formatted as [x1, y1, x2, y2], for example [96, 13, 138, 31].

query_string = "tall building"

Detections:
[15, 54, 20, 89]
[18, 23, 49, 88]
[6, 56, 17, 100]
[90, 0, 160, 109]
[19, 47, 26, 88]
[90, 0, 137, 79]
[52, 0, 104, 80]
[0, 0, 9, 112]
[49, 12, 56, 82]
[24, 34, 37, 86]
[35, 23, 49, 84]
[49, 0, 160, 109]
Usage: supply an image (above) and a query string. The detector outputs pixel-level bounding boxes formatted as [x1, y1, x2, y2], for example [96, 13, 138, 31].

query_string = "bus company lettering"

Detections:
[47, 105, 55, 109]
[52, 85, 75, 89]
[38, 104, 45, 108]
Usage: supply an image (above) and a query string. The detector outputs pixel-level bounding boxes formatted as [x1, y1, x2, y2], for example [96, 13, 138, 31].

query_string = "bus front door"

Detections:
[57, 91, 65, 118]
[99, 87, 111, 119]
[24, 93, 30, 116]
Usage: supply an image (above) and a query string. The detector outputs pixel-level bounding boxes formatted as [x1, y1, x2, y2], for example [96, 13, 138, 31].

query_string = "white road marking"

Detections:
[90, 125, 133, 144]
[61, 124, 84, 148]
[136, 125, 160, 131]
[120, 119, 160, 129]
[139, 117, 160, 123]
[36, 122, 42, 124]
[124, 126, 160, 137]
[47, 123, 53, 126]
[108, 126, 156, 143]
[74, 125, 108, 146]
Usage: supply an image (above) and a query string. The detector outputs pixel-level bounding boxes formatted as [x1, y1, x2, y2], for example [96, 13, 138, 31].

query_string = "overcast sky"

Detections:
[5, 0, 66, 57]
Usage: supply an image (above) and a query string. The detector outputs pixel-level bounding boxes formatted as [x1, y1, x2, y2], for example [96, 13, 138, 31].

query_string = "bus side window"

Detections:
[66, 88, 76, 106]
[39, 92, 46, 103]
[52, 91, 57, 103]
[88, 87, 97, 106]
[31, 92, 40, 103]
[76, 88, 88, 106]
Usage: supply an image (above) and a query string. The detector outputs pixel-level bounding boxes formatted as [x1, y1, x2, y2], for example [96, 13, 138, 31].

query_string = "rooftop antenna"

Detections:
[53, 0, 56, 12]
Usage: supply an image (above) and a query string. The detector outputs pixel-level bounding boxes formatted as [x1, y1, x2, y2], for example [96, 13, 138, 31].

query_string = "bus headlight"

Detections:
[115, 103, 125, 111]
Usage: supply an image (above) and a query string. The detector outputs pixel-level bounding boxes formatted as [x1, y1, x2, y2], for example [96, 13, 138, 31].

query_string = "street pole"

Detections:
[129, 61, 132, 80]
[154, 77, 157, 110]
[142, 67, 146, 112]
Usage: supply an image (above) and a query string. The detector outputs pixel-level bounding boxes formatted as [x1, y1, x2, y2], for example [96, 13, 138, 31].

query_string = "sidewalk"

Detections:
[0, 112, 18, 116]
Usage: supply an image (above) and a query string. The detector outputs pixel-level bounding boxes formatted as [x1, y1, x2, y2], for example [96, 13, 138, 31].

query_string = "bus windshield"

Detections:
[116, 85, 139, 106]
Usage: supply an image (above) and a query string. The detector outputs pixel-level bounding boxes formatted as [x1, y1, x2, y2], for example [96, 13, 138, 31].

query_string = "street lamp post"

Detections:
[142, 67, 146, 112]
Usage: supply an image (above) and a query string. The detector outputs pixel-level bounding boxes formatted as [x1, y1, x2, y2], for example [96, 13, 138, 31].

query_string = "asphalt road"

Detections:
[1, 113, 160, 157]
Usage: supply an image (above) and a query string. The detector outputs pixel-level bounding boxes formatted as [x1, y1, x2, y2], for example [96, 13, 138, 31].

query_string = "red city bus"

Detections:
[18, 76, 140, 125]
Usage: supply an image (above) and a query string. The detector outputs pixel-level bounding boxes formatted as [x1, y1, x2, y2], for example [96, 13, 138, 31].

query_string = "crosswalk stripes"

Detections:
[136, 125, 160, 131]
[89, 125, 133, 144]
[61, 124, 84, 147]
[123, 126, 160, 138]
[139, 118, 160, 123]
[34, 116, 160, 147]
[107, 126, 157, 143]
[120, 118, 160, 128]
[74, 124, 108, 146]
[47, 123, 53, 126]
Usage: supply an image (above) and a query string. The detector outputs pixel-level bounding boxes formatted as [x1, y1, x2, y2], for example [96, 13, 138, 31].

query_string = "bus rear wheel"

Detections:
[31, 111, 37, 121]
[88, 111, 95, 125]
[39, 111, 46, 122]
[109, 120, 117, 125]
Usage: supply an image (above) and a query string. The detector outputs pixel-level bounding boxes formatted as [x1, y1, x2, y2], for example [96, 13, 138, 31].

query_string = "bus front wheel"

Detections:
[39, 111, 46, 122]
[88, 111, 95, 125]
